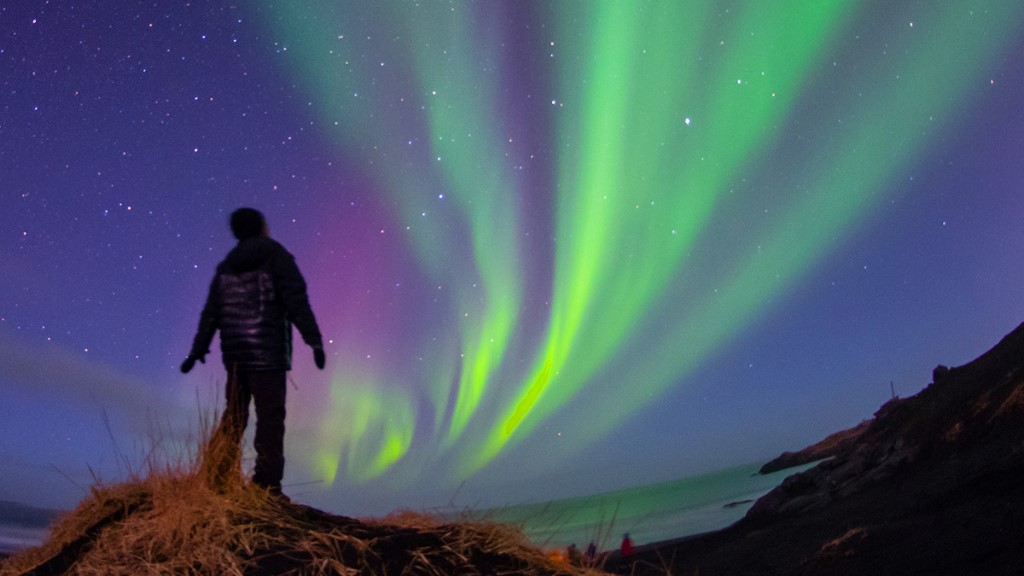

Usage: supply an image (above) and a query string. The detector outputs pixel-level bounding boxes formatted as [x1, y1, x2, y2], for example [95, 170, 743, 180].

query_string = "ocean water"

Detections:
[0, 525, 51, 556]
[0, 501, 58, 556]
[0, 462, 814, 556]
[482, 461, 817, 551]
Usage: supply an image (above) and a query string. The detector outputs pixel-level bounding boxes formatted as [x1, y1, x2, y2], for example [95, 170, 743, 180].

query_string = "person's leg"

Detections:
[205, 369, 252, 489]
[250, 370, 287, 493]
[223, 369, 252, 436]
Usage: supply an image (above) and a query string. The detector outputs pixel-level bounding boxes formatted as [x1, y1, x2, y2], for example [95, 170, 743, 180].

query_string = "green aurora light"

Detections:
[263, 1, 1022, 486]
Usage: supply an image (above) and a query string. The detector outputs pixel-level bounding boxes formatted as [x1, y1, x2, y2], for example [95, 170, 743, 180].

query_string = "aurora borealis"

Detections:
[3, 1, 1024, 518]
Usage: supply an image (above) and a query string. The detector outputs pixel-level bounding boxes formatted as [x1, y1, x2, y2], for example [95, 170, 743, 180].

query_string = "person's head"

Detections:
[230, 207, 267, 240]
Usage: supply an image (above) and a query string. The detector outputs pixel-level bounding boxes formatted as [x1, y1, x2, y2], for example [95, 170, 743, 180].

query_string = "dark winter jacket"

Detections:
[189, 237, 322, 371]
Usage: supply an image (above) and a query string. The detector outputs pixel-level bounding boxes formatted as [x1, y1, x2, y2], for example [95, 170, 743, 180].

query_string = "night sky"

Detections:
[3, 1, 1024, 517]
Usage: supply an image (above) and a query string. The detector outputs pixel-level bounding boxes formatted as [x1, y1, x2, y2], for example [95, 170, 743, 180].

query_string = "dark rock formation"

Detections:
[758, 419, 871, 475]
[624, 322, 1024, 576]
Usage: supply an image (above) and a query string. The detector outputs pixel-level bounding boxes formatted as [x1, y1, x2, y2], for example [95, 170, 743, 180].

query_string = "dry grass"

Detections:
[1, 415, 611, 576]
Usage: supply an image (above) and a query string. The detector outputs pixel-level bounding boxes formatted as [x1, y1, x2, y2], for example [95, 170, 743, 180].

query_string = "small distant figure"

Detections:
[181, 207, 324, 499]
[620, 532, 634, 564]
[585, 541, 597, 563]
[567, 543, 581, 564]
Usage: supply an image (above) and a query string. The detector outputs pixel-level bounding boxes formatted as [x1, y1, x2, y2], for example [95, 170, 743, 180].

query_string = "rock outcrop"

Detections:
[757, 419, 871, 475]
[626, 322, 1024, 576]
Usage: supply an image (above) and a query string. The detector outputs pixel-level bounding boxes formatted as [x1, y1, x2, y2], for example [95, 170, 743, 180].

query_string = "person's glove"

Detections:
[180, 353, 206, 374]
[313, 346, 326, 370]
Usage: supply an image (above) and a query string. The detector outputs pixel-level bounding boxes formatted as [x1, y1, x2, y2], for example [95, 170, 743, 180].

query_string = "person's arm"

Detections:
[273, 248, 324, 351]
[183, 275, 220, 372]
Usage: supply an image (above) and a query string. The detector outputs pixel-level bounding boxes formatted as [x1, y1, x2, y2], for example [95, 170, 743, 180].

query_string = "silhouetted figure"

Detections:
[586, 541, 597, 563]
[620, 532, 634, 566]
[181, 207, 324, 498]
[567, 543, 581, 564]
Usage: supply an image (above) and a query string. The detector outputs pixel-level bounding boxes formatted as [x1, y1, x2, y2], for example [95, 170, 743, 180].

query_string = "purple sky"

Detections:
[2, 1, 1024, 516]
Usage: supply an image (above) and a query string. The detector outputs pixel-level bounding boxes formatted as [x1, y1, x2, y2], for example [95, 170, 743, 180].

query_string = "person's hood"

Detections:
[219, 237, 277, 274]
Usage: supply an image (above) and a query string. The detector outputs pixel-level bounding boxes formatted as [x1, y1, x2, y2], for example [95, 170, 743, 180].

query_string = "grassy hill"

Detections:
[1, 429, 609, 575]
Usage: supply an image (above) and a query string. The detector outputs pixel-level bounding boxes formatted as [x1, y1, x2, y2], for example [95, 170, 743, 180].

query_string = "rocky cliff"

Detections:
[626, 322, 1024, 575]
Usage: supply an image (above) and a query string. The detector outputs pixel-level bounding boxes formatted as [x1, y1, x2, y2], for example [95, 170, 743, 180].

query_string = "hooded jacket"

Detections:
[189, 237, 322, 371]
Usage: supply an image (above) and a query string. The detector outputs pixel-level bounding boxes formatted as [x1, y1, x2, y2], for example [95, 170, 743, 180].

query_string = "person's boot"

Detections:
[255, 480, 290, 503]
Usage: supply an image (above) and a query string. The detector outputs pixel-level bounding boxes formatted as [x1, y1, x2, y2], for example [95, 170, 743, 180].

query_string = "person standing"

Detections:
[620, 533, 634, 567]
[181, 207, 324, 498]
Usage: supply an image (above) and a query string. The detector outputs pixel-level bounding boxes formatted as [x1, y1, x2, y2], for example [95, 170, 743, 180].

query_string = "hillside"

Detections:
[621, 322, 1024, 575]
[1, 444, 608, 575]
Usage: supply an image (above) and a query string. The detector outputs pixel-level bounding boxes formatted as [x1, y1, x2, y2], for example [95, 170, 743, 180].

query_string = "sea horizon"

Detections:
[480, 461, 817, 551]
[0, 499, 59, 556]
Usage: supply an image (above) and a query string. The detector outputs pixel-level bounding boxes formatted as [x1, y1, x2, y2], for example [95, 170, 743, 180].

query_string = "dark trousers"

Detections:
[212, 369, 287, 491]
